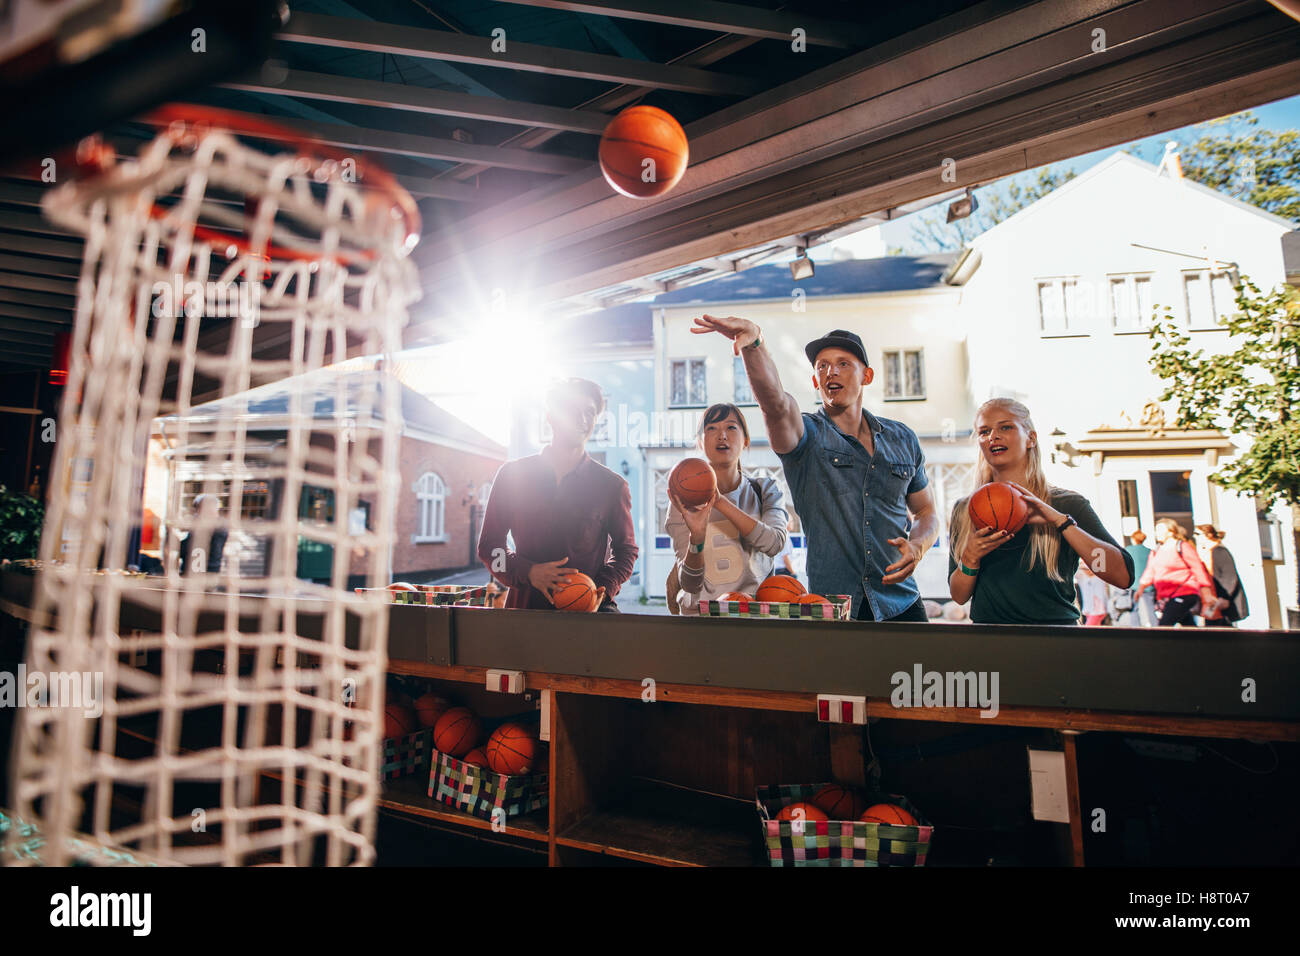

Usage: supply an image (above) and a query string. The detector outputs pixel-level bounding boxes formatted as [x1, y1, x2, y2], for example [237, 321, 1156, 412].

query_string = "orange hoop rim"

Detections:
[77, 103, 422, 264]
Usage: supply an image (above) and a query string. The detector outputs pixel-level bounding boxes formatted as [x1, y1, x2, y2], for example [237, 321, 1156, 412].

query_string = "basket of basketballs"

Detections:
[700, 574, 851, 621]
[756, 783, 933, 867]
[377, 686, 454, 780]
[427, 704, 548, 822]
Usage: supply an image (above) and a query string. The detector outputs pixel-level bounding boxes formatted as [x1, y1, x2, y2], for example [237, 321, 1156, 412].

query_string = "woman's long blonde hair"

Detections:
[951, 398, 1064, 581]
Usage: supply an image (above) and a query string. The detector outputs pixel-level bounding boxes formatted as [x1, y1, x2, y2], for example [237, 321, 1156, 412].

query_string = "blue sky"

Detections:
[875, 92, 1300, 252]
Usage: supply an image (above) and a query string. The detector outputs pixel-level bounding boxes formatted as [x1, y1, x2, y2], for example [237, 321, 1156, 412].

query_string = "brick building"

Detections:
[151, 368, 504, 587]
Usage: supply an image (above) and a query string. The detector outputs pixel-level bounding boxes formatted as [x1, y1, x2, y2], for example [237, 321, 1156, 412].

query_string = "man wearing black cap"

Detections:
[691, 315, 938, 621]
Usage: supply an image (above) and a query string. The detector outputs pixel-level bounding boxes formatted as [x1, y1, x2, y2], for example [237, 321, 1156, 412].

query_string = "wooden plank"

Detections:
[378, 774, 548, 844]
[549, 692, 632, 855]
[828, 723, 866, 786]
[382, 661, 1300, 741]
[1062, 732, 1085, 868]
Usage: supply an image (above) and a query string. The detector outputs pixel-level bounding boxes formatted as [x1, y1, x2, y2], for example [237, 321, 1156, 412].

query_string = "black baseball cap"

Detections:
[805, 329, 869, 368]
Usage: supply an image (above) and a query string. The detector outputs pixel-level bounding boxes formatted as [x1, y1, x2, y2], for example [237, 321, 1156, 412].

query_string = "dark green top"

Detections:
[948, 489, 1134, 626]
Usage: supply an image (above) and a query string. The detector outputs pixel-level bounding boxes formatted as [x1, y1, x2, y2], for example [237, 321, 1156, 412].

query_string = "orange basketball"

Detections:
[798, 593, 828, 604]
[719, 591, 752, 603]
[553, 571, 599, 612]
[968, 482, 1028, 534]
[776, 801, 828, 823]
[669, 457, 716, 508]
[386, 581, 418, 591]
[811, 784, 868, 820]
[859, 803, 917, 826]
[598, 105, 688, 199]
[461, 747, 489, 767]
[383, 703, 417, 739]
[432, 706, 481, 758]
[756, 574, 807, 603]
[412, 691, 449, 729]
[485, 722, 538, 776]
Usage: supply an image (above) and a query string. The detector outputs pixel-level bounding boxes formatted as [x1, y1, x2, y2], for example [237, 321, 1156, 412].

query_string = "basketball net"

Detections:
[9, 108, 421, 865]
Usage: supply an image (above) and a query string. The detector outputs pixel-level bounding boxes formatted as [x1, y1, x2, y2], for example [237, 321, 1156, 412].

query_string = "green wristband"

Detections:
[958, 561, 979, 576]
[690, 541, 705, 554]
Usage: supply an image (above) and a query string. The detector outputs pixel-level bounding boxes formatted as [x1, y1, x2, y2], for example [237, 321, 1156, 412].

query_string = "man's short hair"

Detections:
[546, 378, 606, 417]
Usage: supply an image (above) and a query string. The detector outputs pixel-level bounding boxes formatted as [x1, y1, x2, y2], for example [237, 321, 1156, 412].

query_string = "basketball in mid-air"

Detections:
[756, 574, 806, 603]
[669, 457, 716, 507]
[553, 572, 599, 612]
[598, 105, 689, 199]
[860, 803, 918, 826]
[968, 482, 1028, 535]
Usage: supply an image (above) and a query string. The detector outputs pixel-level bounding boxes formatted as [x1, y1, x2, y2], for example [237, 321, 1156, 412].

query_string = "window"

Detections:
[881, 349, 925, 400]
[300, 486, 334, 524]
[415, 472, 446, 542]
[349, 501, 370, 536]
[1036, 277, 1081, 333]
[734, 356, 754, 404]
[670, 358, 707, 407]
[1109, 274, 1154, 331]
[1183, 269, 1238, 328]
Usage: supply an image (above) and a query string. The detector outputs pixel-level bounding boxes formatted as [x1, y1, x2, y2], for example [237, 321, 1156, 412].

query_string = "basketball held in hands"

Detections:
[968, 482, 1028, 535]
[669, 457, 716, 508]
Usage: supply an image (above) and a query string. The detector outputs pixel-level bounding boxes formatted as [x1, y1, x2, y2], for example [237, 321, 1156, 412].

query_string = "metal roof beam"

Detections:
[276, 13, 758, 96]
[223, 68, 610, 135]
[150, 109, 593, 175]
[493, 0, 873, 49]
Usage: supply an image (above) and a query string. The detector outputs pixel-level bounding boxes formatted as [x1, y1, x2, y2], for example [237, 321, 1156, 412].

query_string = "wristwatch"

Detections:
[1054, 514, 1077, 535]
[743, 330, 763, 351]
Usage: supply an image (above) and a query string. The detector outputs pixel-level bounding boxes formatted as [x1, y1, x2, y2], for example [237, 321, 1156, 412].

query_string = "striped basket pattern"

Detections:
[700, 595, 851, 621]
[380, 728, 432, 781]
[428, 750, 548, 821]
[353, 585, 491, 607]
[756, 784, 933, 867]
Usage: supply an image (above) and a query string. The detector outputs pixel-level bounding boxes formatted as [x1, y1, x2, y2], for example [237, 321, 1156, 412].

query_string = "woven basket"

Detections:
[756, 784, 933, 867]
[379, 728, 432, 781]
[428, 750, 547, 821]
[700, 595, 851, 620]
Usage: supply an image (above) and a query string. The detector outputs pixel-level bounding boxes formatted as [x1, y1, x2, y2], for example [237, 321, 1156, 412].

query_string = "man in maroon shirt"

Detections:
[477, 378, 638, 611]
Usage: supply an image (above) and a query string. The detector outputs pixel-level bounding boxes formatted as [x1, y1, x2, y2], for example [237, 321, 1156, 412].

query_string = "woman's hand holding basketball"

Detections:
[691, 314, 760, 355]
[962, 527, 1010, 567]
[528, 557, 574, 602]
[670, 489, 716, 543]
[1004, 481, 1064, 527]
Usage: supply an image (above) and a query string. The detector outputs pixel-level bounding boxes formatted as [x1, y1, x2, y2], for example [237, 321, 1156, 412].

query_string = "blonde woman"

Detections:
[948, 399, 1133, 624]
[666, 403, 788, 615]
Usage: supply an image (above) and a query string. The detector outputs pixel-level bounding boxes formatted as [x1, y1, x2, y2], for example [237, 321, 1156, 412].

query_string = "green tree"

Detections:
[0, 485, 44, 561]
[1148, 277, 1300, 606]
[1176, 112, 1300, 222]
[907, 167, 1077, 252]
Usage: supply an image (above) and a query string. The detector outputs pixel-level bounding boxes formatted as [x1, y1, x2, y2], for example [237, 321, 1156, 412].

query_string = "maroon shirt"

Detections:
[477, 450, 638, 610]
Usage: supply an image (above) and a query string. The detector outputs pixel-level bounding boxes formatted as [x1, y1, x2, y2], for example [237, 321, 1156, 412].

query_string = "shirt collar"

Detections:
[816, 406, 882, 443]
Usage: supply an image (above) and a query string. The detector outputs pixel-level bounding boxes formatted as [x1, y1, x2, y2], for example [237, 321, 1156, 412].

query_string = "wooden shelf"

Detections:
[377, 772, 550, 844]
[555, 780, 761, 867]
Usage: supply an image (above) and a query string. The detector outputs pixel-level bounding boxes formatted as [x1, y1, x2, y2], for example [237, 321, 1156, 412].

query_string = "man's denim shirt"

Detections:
[778, 408, 929, 619]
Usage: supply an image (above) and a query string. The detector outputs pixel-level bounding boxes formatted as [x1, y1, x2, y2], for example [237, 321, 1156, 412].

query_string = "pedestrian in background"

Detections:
[1196, 524, 1249, 626]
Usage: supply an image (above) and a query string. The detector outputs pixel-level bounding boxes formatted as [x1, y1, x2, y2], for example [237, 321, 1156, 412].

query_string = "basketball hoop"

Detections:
[14, 106, 421, 866]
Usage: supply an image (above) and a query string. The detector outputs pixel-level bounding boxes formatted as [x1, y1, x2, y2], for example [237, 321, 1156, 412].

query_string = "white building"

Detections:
[645, 255, 968, 599]
[959, 151, 1296, 628]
